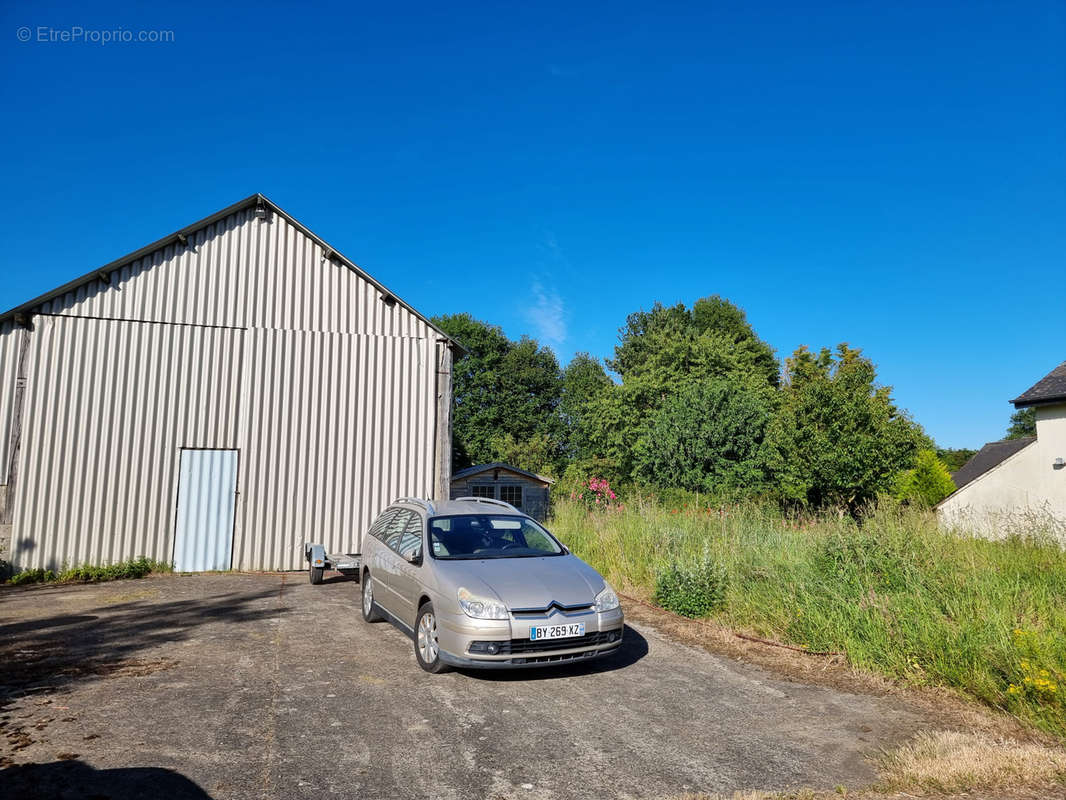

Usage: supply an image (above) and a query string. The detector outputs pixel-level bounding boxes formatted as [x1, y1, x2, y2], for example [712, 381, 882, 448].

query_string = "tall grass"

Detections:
[550, 497, 1066, 737]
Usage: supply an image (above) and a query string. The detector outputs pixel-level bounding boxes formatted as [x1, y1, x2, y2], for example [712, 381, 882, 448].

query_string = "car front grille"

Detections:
[468, 629, 622, 656]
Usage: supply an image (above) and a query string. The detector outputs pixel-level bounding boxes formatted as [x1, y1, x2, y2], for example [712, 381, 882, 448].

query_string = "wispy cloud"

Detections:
[524, 280, 568, 353]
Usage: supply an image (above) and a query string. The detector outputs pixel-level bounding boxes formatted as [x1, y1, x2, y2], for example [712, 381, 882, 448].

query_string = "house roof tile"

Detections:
[949, 437, 1036, 493]
[1012, 361, 1066, 408]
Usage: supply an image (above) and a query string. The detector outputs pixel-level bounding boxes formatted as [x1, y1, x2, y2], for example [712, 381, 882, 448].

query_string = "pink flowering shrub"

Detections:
[570, 477, 622, 512]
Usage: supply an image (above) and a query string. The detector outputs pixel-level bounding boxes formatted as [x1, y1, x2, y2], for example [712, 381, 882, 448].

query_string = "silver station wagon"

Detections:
[360, 496, 624, 672]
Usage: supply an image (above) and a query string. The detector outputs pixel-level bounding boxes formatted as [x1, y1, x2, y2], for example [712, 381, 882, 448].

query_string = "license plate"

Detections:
[530, 623, 585, 641]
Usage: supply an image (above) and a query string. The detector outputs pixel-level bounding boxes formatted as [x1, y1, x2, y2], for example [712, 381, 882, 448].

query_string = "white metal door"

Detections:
[174, 449, 238, 572]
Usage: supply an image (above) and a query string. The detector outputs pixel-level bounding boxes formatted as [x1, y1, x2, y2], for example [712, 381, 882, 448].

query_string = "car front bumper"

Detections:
[435, 606, 625, 668]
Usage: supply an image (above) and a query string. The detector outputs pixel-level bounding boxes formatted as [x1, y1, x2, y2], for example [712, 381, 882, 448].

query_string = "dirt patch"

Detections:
[876, 730, 1066, 795]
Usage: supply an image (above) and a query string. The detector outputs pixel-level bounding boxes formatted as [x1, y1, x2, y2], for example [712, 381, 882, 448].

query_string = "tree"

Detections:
[691, 295, 779, 388]
[559, 353, 612, 462]
[578, 385, 643, 483]
[579, 295, 779, 484]
[764, 344, 930, 513]
[634, 378, 774, 494]
[936, 448, 976, 473]
[1006, 407, 1036, 439]
[432, 313, 563, 473]
[893, 450, 956, 507]
[608, 297, 779, 397]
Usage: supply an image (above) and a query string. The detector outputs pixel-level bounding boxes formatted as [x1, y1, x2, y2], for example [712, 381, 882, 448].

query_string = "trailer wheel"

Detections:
[309, 565, 324, 585]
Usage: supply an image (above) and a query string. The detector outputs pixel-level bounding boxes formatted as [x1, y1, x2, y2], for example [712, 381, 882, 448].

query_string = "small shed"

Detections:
[450, 463, 553, 520]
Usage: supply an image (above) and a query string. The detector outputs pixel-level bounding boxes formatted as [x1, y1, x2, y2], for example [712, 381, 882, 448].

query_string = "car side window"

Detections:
[396, 513, 423, 558]
[382, 510, 410, 552]
[368, 509, 396, 542]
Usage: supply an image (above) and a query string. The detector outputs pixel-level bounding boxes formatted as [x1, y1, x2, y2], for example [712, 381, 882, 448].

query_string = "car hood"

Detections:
[433, 554, 605, 610]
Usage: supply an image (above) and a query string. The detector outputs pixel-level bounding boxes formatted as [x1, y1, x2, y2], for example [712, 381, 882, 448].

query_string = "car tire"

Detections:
[361, 570, 382, 623]
[414, 601, 448, 674]
[309, 565, 324, 585]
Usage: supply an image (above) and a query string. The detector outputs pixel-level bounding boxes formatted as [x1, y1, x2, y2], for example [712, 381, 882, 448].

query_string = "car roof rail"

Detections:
[395, 497, 436, 514]
[452, 496, 520, 513]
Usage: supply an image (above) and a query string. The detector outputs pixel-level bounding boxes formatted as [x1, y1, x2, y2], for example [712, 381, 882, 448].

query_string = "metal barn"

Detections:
[0, 194, 457, 572]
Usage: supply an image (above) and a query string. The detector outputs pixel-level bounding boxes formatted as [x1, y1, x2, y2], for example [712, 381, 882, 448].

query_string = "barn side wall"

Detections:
[4, 204, 443, 572]
[10, 315, 243, 570]
[236, 330, 436, 571]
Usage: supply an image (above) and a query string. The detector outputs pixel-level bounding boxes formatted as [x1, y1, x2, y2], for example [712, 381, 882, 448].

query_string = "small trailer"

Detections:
[302, 543, 361, 585]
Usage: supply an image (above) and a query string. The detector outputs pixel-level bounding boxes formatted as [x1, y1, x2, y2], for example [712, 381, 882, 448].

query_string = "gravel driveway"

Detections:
[0, 573, 928, 799]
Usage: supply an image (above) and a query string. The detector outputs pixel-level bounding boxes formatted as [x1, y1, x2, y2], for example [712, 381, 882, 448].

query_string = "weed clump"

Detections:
[5, 557, 170, 586]
[653, 555, 727, 618]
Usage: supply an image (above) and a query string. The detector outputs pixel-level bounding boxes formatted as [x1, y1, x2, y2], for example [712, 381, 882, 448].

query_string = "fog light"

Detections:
[606, 631, 618, 642]
[486, 642, 500, 655]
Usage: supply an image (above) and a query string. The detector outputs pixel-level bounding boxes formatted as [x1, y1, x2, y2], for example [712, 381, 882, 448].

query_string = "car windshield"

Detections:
[428, 514, 565, 560]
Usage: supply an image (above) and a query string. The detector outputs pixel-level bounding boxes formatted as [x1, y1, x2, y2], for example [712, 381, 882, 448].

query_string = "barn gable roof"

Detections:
[451, 462, 554, 485]
[0, 193, 462, 351]
[1012, 361, 1066, 409]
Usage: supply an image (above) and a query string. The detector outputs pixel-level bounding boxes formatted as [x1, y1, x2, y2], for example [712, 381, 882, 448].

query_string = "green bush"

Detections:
[8, 568, 57, 585]
[653, 555, 728, 618]
[6, 557, 170, 586]
[893, 449, 956, 507]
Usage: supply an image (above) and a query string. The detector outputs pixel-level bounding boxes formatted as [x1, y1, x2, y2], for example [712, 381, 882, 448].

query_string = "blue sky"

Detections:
[1, 1, 1063, 449]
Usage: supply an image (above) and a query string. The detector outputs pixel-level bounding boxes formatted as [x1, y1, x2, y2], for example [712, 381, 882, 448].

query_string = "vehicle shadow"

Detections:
[457, 623, 649, 682]
[317, 572, 359, 585]
[0, 759, 214, 799]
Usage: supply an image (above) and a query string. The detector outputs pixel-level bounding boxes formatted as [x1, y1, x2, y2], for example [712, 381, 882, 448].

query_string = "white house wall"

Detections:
[938, 404, 1066, 541]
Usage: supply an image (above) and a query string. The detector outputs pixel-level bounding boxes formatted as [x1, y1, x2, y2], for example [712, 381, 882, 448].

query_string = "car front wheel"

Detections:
[415, 602, 448, 673]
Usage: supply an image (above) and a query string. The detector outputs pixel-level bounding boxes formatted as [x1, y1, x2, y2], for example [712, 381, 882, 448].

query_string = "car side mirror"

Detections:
[402, 549, 421, 564]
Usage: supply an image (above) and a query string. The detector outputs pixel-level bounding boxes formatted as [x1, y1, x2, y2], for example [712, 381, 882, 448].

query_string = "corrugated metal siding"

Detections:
[11, 315, 243, 570]
[35, 209, 434, 339]
[7, 203, 443, 572]
[174, 449, 238, 572]
[236, 330, 436, 571]
[37, 211, 251, 329]
[0, 319, 19, 484]
[243, 212, 434, 339]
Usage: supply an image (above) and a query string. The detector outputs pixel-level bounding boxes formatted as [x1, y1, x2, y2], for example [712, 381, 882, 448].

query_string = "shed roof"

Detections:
[1012, 361, 1066, 409]
[948, 437, 1037, 493]
[451, 462, 554, 485]
[0, 193, 463, 352]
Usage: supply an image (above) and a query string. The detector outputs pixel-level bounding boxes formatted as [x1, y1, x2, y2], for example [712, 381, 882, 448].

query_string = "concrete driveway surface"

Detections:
[0, 573, 928, 799]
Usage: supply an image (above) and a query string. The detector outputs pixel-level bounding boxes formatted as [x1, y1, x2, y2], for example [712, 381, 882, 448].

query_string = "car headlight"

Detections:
[594, 583, 621, 612]
[457, 587, 509, 620]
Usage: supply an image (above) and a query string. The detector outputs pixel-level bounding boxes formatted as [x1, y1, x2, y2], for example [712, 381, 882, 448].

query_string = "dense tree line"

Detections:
[435, 295, 954, 510]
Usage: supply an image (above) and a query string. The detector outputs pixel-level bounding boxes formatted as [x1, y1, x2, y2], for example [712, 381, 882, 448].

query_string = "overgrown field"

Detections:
[549, 497, 1066, 737]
